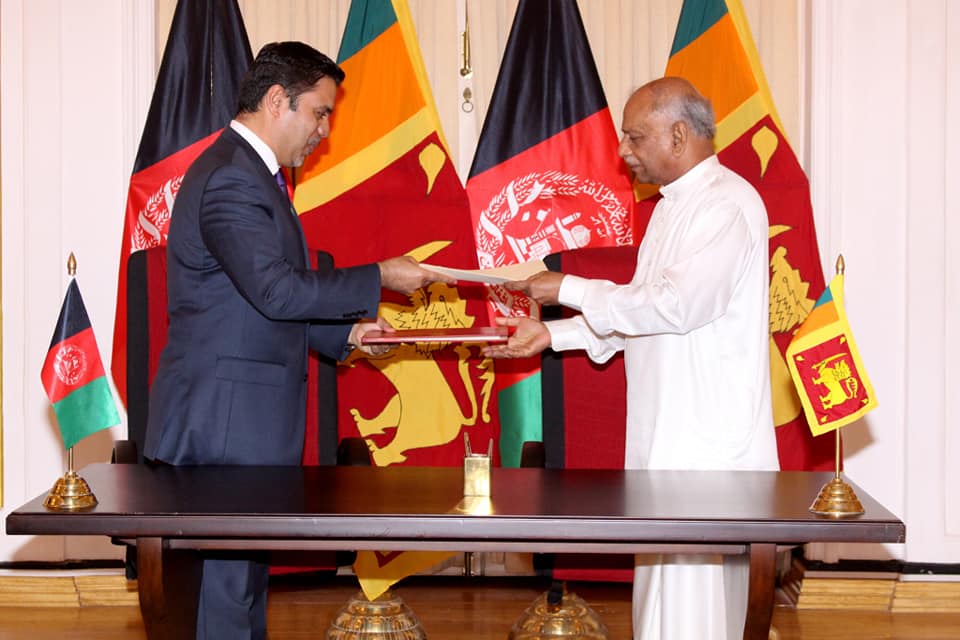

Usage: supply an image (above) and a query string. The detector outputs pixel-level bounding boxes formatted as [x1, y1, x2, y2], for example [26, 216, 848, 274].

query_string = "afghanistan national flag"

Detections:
[465, 0, 637, 468]
[111, 0, 252, 405]
[42, 280, 121, 450]
[293, 0, 488, 600]
[665, 0, 833, 470]
[786, 273, 877, 436]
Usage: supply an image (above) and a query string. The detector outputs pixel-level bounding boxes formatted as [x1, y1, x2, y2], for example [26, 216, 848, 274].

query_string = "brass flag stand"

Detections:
[808, 426, 863, 517]
[808, 255, 864, 517]
[44, 446, 98, 510]
[43, 253, 99, 511]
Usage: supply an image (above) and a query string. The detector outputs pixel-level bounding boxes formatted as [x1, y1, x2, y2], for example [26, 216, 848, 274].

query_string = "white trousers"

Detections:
[632, 552, 749, 640]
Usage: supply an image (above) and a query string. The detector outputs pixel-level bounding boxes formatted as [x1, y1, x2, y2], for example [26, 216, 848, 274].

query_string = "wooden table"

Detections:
[6, 464, 904, 639]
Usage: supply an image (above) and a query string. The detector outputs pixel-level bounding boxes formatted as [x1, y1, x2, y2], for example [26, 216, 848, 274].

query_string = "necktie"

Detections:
[275, 169, 289, 199]
[274, 169, 308, 262]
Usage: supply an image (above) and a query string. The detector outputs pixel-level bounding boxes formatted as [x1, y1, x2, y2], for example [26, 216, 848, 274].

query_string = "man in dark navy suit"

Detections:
[143, 41, 453, 639]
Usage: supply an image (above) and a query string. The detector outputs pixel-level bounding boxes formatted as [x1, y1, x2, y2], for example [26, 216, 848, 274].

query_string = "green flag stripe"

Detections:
[670, 0, 729, 57]
[497, 373, 543, 468]
[338, 0, 398, 62]
[52, 376, 120, 450]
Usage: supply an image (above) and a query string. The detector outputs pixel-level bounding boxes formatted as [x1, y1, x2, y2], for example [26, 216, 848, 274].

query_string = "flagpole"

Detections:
[43, 253, 99, 511]
[809, 254, 864, 517]
[834, 255, 844, 483]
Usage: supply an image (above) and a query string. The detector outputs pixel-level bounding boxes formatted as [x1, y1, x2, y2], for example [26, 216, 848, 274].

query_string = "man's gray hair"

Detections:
[677, 94, 716, 140]
[651, 81, 717, 140]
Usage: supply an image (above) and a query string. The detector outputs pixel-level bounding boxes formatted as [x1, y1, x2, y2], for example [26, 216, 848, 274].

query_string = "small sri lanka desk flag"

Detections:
[42, 278, 120, 449]
[785, 271, 877, 436]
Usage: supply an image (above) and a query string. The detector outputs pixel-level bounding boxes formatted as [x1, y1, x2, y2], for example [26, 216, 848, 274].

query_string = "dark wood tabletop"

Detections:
[5, 464, 904, 640]
[6, 464, 904, 546]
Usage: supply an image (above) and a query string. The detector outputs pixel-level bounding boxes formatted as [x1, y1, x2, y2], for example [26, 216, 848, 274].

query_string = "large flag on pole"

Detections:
[465, 0, 637, 468]
[43, 278, 121, 450]
[786, 271, 877, 436]
[111, 0, 252, 405]
[295, 0, 495, 470]
[293, 0, 489, 599]
[664, 0, 833, 469]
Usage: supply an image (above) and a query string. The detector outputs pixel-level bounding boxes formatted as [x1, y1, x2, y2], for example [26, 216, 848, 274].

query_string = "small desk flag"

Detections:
[785, 274, 877, 436]
[41, 279, 120, 450]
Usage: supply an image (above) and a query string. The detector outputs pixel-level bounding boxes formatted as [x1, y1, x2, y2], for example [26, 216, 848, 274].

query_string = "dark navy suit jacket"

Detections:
[144, 127, 380, 465]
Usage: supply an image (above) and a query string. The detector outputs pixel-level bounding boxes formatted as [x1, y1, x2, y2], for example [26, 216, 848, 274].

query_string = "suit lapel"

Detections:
[225, 129, 311, 267]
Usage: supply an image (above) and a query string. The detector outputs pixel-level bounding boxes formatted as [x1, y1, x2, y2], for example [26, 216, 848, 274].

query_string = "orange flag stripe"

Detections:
[792, 298, 840, 343]
[665, 13, 757, 124]
[300, 23, 424, 181]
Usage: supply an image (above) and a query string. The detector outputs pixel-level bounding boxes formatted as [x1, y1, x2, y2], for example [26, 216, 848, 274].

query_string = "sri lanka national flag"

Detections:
[465, 0, 637, 468]
[42, 279, 121, 450]
[295, 0, 496, 471]
[293, 0, 487, 600]
[786, 273, 877, 436]
[665, 0, 833, 470]
[111, 0, 251, 406]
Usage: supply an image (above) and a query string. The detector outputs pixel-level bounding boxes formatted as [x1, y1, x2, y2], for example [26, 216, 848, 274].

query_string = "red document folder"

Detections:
[360, 326, 511, 344]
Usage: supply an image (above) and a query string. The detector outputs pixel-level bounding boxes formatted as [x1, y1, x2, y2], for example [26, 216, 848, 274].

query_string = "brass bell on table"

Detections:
[509, 582, 609, 639]
[326, 590, 426, 640]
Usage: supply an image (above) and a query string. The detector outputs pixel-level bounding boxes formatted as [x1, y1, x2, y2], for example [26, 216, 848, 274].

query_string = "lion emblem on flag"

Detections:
[345, 282, 494, 467]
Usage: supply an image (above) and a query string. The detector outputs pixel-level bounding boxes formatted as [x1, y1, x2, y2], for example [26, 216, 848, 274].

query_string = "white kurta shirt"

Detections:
[547, 155, 779, 472]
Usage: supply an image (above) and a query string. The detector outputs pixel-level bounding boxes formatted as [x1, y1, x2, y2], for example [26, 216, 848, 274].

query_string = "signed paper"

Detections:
[421, 259, 547, 284]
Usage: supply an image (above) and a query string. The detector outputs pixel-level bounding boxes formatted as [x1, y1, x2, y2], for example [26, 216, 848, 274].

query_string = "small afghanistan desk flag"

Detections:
[785, 273, 877, 436]
[41, 279, 120, 449]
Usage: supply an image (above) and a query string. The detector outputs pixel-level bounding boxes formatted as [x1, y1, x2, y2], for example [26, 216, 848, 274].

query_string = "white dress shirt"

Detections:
[546, 155, 779, 472]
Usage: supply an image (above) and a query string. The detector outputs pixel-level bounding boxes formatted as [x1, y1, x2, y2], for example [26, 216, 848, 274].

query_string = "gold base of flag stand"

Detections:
[809, 429, 863, 517]
[325, 590, 426, 639]
[509, 581, 610, 639]
[44, 448, 98, 511]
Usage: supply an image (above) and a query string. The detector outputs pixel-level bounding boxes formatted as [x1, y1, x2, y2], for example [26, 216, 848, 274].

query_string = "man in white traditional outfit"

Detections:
[482, 76, 780, 639]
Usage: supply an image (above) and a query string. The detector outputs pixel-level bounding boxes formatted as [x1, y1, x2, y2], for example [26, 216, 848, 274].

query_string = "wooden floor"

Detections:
[0, 574, 958, 639]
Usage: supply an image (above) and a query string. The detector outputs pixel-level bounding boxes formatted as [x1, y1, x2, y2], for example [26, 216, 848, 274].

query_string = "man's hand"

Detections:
[481, 316, 552, 359]
[506, 271, 565, 305]
[378, 256, 457, 295]
[348, 316, 396, 356]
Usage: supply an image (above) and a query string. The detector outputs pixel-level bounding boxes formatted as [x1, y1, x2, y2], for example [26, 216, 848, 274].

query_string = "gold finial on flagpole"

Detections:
[44, 252, 99, 511]
[809, 253, 863, 517]
[460, 0, 472, 78]
[459, 0, 475, 113]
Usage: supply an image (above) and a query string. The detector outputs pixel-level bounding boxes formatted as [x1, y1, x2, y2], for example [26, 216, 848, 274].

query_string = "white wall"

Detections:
[1, 0, 154, 562]
[2, 0, 954, 568]
[806, 0, 960, 565]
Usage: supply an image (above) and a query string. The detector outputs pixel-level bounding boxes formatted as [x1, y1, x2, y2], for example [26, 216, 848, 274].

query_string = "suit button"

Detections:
[303, 374, 308, 382]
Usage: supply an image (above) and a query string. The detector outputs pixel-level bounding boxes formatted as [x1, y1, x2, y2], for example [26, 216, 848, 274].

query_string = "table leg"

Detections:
[742, 542, 776, 640]
[136, 537, 203, 639]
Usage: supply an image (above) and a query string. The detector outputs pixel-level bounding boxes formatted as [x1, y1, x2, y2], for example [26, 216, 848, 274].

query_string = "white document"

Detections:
[421, 260, 548, 284]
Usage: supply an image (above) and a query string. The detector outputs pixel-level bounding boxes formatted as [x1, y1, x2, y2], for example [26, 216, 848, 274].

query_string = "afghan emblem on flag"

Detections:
[474, 170, 634, 319]
[130, 174, 185, 252]
[42, 278, 121, 450]
[474, 170, 633, 269]
[52, 344, 88, 387]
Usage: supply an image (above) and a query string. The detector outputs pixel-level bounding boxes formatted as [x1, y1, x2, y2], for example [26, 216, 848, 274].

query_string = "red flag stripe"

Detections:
[42, 327, 107, 405]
